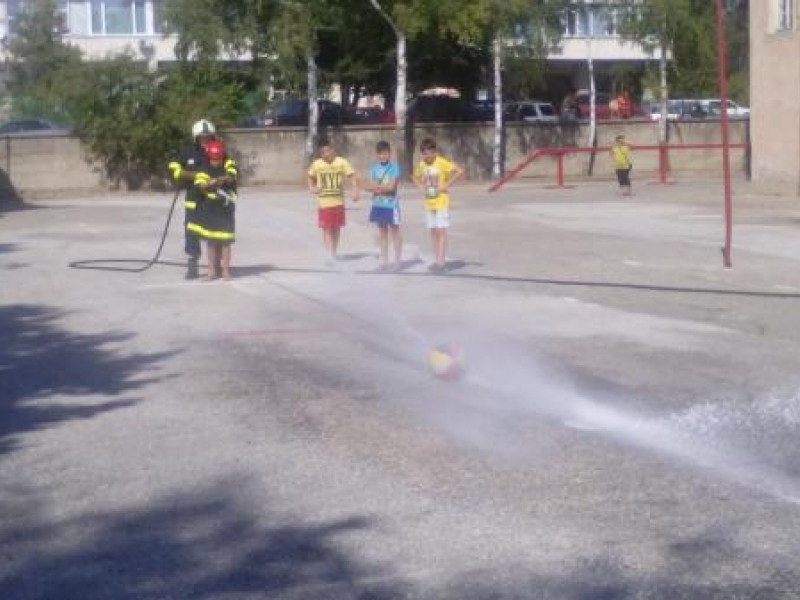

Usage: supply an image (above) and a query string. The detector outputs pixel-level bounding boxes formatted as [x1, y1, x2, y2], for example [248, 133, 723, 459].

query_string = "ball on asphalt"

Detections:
[428, 345, 464, 380]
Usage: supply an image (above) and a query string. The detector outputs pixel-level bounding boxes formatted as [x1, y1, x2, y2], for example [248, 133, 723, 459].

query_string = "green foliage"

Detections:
[6, 0, 82, 120]
[59, 58, 244, 189]
[616, 0, 749, 101]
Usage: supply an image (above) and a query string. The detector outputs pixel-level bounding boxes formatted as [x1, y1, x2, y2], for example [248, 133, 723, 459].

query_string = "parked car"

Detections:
[575, 92, 646, 119]
[0, 118, 71, 136]
[236, 113, 270, 128]
[344, 106, 395, 125]
[646, 99, 719, 121]
[464, 100, 496, 122]
[667, 99, 711, 120]
[407, 95, 470, 123]
[505, 100, 558, 123]
[262, 100, 347, 127]
[697, 98, 750, 118]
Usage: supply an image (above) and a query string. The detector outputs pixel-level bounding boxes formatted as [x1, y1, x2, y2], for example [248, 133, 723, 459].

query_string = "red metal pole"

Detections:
[715, 0, 733, 268]
[556, 151, 565, 187]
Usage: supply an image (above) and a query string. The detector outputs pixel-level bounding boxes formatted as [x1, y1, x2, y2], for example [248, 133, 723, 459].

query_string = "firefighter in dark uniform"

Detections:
[168, 119, 217, 279]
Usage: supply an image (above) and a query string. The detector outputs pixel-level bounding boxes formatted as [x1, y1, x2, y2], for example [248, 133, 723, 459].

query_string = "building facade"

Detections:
[0, 1, 654, 91]
[750, 0, 800, 191]
[551, 1, 655, 94]
[0, 0, 175, 68]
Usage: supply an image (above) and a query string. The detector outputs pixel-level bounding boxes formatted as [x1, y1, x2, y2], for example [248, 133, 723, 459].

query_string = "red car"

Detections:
[574, 93, 645, 119]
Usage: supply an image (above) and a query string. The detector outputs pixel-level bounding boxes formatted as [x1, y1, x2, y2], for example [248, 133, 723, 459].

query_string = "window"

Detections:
[563, 8, 589, 37]
[91, 0, 146, 34]
[6, 0, 68, 34]
[775, 0, 795, 31]
[562, 3, 619, 37]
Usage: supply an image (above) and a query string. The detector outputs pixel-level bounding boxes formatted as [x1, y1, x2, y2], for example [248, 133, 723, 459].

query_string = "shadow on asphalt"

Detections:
[0, 304, 176, 455]
[0, 476, 787, 599]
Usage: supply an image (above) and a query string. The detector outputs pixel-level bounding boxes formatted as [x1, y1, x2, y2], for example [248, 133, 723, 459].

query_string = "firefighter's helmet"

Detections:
[192, 119, 216, 138]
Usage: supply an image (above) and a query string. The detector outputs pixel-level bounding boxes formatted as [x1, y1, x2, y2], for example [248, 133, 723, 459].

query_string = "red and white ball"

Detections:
[428, 345, 464, 380]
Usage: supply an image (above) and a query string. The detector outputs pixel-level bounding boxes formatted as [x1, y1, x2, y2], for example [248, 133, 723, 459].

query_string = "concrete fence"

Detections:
[0, 119, 749, 199]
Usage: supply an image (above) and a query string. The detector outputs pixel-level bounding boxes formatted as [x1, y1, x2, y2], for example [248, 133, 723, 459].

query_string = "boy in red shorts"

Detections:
[306, 138, 359, 264]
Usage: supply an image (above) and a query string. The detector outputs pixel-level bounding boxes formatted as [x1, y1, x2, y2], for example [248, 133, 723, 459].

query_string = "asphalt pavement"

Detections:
[2, 175, 800, 599]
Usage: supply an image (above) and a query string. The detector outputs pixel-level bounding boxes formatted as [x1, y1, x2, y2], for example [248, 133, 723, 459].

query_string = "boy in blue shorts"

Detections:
[363, 140, 402, 272]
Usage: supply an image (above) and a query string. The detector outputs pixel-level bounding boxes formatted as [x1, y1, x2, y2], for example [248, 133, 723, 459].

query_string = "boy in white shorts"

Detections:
[413, 137, 464, 273]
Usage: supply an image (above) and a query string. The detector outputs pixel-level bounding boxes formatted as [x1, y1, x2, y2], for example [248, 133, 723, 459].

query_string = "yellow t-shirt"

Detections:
[307, 157, 355, 208]
[611, 143, 632, 170]
[414, 156, 456, 211]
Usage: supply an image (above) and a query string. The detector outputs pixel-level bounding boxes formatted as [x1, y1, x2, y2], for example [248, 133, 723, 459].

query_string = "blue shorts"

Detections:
[370, 205, 401, 226]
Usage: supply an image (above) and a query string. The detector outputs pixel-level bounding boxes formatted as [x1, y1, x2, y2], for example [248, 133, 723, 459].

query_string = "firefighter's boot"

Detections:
[186, 257, 199, 280]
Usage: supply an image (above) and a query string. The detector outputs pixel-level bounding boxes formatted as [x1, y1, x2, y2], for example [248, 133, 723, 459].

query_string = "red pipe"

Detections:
[555, 152, 565, 187]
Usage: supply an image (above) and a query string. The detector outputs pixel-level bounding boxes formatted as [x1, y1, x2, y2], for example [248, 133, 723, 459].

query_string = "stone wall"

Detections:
[0, 119, 750, 199]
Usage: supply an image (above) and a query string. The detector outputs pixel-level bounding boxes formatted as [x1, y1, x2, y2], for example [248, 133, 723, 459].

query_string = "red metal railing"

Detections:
[488, 142, 750, 192]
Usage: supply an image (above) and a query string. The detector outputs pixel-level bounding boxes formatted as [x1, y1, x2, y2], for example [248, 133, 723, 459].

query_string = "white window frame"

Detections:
[89, 0, 148, 35]
[562, 2, 620, 38]
[773, 0, 795, 32]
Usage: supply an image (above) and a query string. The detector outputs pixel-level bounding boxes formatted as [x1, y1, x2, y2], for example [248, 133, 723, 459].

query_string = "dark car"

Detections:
[0, 118, 71, 136]
[407, 95, 469, 123]
[236, 113, 270, 128]
[263, 100, 346, 127]
[464, 100, 496, 122]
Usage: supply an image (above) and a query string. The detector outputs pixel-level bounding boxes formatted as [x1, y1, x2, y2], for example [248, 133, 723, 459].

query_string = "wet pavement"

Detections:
[2, 175, 800, 599]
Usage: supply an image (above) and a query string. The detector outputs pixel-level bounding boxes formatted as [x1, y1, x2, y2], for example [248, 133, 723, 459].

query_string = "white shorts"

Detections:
[425, 208, 450, 229]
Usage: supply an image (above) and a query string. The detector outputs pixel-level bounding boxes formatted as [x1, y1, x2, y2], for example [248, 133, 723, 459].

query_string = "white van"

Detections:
[697, 99, 750, 118]
[505, 101, 559, 123]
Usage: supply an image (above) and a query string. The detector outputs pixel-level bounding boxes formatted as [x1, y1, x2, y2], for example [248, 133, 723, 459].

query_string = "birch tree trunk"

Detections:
[306, 53, 318, 160]
[587, 37, 596, 150]
[395, 32, 407, 130]
[492, 35, 503, 178]
[659, 36, 668, 144]
[367, 0, 406, 130]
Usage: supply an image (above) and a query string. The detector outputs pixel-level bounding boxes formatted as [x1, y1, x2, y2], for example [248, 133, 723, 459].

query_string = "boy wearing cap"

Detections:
[610, 133, 633, 196]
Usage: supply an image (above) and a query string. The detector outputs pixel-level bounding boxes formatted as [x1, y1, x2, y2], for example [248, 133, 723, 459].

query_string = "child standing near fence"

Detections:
[611, 133, 633, 196]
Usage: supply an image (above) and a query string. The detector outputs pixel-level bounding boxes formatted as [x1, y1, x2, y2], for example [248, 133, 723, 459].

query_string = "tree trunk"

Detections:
[396, 33, 407, 130]
[366, 0, 406, 129]
[306, 53, 318, 160]
[492, 35, 503, 179]
[659, 35, 668, 144]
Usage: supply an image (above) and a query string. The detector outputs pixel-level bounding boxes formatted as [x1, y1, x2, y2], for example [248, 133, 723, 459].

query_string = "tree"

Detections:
[63, 58, 244, 189]
[617, 0, 749, 143]
[5, 0, 82, 119]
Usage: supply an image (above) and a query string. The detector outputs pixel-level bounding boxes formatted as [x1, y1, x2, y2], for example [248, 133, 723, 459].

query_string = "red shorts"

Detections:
[318, 205, 345, 229]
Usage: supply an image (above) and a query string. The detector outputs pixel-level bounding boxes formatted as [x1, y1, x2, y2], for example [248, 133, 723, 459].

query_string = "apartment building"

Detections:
[551, 1, 655, 94]
[0, 1, 653, 98]
[0, 0, 175, 68]
[750, 0, 800, 191]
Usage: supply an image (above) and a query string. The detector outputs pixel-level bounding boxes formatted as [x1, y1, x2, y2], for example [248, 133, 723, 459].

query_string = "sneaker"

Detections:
[427, 263, 443, 274]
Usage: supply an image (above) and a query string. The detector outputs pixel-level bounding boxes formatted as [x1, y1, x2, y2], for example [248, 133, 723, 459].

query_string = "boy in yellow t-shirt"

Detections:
[412, 138, 464, 274]
[307, 138, 359, 264]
